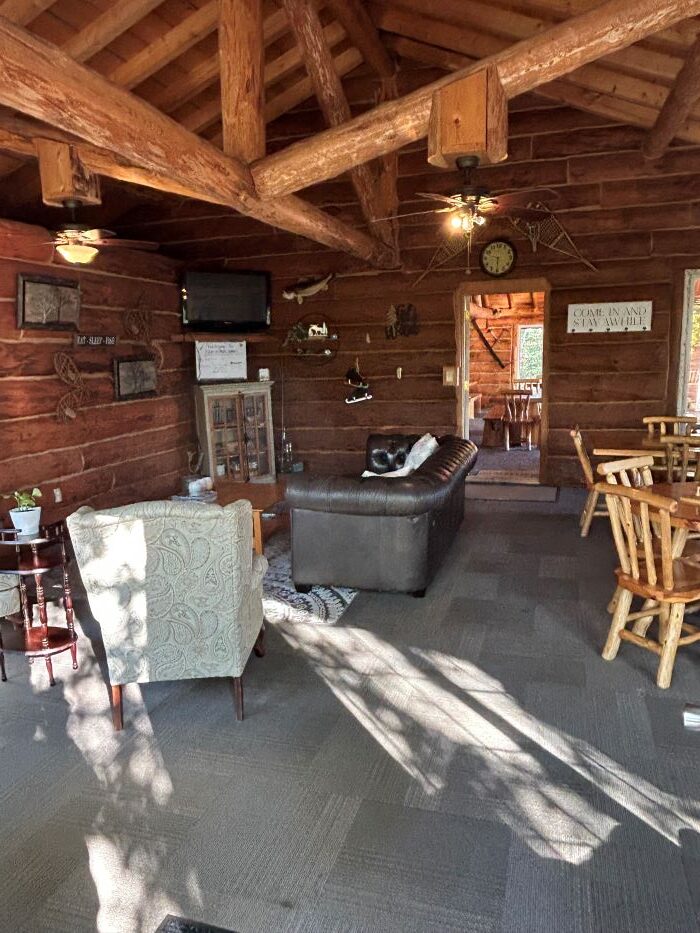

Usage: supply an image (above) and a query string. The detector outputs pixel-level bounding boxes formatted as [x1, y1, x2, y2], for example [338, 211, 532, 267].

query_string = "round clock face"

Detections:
[480, 239, 517, 277]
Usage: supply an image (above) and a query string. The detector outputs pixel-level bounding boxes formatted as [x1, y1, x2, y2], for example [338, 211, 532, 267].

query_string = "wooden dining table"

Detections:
[593, 432, 700, 459]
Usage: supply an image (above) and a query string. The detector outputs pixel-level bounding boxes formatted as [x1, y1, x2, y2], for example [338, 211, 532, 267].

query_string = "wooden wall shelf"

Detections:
[172, 332, 276, 343]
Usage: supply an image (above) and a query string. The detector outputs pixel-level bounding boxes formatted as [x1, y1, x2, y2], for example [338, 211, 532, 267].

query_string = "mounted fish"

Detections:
[282, 273, 334, 304]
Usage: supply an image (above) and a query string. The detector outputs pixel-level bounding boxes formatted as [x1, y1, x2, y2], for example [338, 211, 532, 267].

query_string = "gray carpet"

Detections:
[1, 490, 700, 933]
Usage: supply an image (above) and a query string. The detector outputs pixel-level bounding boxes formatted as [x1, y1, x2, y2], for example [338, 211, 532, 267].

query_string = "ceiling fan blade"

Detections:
[415, 192, 462, 206]
[502, 207, 554, 220]
[80, 228, 116, 241]
[495, 188, 560, 207]
[371, 207, 454, 223]
[95, 238, 159, 250]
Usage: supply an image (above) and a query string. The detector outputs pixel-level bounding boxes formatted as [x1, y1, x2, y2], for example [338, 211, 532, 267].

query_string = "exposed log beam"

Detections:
[280, 0, 397, 253]
[384, 35, 700, 145]
[0, 0, 53, 25]
[179, 20, 347, 135]
[106, 0, 219, 89]
[324, 0, 394, 78]
[220, 0, 265, 162]
[0, 17, 396, 267]
[643, 36, 700, 159]
[147, 8, 289, 113]
[61, 0, 164, 62]
[251, 0, 700, 198]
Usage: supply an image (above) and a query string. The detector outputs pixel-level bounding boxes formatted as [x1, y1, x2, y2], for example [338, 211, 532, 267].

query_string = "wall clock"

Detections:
[479, 239, 517, 277]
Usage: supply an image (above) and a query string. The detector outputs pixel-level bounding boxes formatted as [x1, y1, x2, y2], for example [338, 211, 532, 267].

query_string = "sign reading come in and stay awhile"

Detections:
[567, 301, 653, 334]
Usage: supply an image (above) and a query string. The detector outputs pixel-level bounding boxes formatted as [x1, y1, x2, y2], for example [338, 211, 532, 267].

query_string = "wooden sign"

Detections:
[195, 340, 247, 381]
[567, 301, 653, 333]
[74, 335, 117, 346]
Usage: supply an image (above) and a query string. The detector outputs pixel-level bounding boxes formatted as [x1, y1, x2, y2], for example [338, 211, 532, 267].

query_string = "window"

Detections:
[517, 324, 543, 380]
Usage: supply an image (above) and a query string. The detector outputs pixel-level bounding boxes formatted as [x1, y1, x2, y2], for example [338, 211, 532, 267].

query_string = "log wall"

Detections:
[0, 220, 195, 521]
[116, 62, 700, 485]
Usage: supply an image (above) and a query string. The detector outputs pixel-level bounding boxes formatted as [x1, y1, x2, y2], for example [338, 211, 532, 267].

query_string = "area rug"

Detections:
[262, 531, 357, 625]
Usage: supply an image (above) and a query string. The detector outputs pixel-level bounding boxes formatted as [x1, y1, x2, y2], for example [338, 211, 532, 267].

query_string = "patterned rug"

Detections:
[156, 917, 237, 933]
[262, 531, 357, 625]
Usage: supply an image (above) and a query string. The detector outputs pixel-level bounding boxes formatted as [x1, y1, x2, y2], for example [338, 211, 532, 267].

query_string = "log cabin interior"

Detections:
[2, 1, 700, 930]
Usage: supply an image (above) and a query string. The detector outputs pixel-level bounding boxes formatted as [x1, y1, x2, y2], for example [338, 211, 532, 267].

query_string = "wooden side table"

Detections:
[0, 523, 78, 686]
[215, 479, 288, 555]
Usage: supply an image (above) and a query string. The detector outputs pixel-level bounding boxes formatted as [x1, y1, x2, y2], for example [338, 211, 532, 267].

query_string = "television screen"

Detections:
[181, 270, 271, 331]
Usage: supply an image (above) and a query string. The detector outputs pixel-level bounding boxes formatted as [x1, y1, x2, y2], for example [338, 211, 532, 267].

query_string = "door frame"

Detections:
[453, 276, 552, 484]
[675, 269, 700, 415]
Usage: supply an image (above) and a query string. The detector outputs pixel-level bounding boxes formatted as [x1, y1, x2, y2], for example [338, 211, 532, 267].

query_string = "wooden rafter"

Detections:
[280, 0, 397, 252]
[324, 0, 395, 78]
[0, 17, 395, 267]
[0, 0, 54, 25]
[383, 35, 700, 145]
[61, 0, 164, 62]
[643, 36, 700, 159]
[250, 0, 700, 198]
[220, 0, 265, 162]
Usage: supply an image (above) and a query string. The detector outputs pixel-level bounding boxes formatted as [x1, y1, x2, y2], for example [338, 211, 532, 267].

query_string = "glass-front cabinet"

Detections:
[195, 382, 275, 483]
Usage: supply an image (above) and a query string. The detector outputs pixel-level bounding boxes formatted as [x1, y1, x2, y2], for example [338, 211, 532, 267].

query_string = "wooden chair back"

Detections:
[596, 455, 655, 488]
[503, 390, 532, 424]
[643, 415, 698, 437]
[595, 482, 678, 591]
[660, 436, 700, 482]
[513, 378, 542, 396]
[570, 426, 594, 487]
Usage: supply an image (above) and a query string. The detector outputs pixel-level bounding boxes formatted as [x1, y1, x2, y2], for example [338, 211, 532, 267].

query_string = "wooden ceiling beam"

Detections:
[61, 0, 165, 63]
[383, 34, 700, 145]
[220, 0, 265, 162]
[252, 0, 700, 198]
[643, 36, 700, 159]
[324, 0, 394, 78]
[147, 7, 289, 113]
[105, 0, 219, 89]
[0, 17, 396, 267]
[179, 20, 347, 135]
[0, 0, 54, 25]
[280, 0, 397, 253]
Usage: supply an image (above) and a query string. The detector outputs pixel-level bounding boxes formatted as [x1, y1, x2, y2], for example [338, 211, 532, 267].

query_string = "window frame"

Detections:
[515, 322, 544, 382]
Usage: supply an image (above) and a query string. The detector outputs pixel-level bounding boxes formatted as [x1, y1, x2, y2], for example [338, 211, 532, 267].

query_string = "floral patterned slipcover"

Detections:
[67, 499, 268, 687]
[0, 574, 20, 619]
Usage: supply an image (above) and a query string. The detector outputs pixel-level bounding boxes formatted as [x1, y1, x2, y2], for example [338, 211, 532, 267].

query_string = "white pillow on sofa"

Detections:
[362, 433, 438, 478]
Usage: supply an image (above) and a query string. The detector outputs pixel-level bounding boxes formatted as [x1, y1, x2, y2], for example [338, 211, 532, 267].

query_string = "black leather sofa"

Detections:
[285, 433, 478, 596]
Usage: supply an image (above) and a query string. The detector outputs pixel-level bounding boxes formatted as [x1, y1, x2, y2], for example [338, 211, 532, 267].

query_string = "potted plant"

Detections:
[6, 487, 42, 537]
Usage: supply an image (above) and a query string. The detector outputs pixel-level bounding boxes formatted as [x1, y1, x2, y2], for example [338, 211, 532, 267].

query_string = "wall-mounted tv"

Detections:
[181, 270, 271, 332]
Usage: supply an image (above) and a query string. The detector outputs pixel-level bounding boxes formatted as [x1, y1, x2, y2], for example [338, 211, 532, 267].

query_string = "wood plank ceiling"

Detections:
[0, 0, 699, 262]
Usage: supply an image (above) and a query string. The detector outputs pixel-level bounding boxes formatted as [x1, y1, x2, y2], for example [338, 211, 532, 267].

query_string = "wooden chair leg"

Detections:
[110, 683, 123, 731]
[504, 424, 510, 451]
[602, 587, 633, 660]
[656, 603, 685, 689]
[580, 489, 599, 537]
[632, 598, 658, 636]
[253, 624, 266, 658]
[607, 586, 621, 614]
[232, 676, 244, 721]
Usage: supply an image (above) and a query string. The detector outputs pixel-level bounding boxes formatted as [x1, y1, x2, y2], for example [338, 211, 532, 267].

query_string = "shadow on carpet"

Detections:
[262, 531, 357, 625]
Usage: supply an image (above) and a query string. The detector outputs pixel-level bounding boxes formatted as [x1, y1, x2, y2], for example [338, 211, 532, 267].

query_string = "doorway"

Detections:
[455, 278, 551, 485]
[677, 270, 700, 416]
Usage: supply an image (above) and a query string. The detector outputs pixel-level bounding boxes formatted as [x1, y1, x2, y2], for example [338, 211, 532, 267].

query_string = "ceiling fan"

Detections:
[383, 155, 558, 233]
[48, 223, 159, 266]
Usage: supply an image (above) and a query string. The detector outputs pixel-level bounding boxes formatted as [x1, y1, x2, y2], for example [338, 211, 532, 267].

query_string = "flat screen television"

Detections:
[181, 270, 271, 332]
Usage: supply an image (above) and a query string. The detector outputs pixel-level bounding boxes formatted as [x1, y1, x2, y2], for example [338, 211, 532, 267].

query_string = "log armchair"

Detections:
[67, 499, 268, 730]
[570, 426, 607, 536]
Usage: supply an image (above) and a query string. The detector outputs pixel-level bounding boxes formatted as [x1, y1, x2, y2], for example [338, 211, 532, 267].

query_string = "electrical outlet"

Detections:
[53, 487, 63, 504]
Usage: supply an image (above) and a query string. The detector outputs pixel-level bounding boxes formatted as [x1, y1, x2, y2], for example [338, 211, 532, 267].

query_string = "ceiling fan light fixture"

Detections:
[56, 243, 99, 265]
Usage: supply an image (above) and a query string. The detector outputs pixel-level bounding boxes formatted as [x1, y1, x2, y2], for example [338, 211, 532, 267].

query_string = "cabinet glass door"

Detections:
[209, 396, 244, 480]
[242, 392, 269, 478]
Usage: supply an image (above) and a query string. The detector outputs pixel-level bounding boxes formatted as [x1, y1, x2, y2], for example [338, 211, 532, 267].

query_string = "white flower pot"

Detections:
[9, 506, 42, 537]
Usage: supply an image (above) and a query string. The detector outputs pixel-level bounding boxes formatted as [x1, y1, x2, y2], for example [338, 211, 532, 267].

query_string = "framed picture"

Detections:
[113, 355, 158, 401]
[17, 274, 80, 331]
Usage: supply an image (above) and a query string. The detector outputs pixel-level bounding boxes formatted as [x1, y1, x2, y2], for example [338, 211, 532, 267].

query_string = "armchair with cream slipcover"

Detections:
[67, 499, 268, 730]
[0, 576, 20, 682]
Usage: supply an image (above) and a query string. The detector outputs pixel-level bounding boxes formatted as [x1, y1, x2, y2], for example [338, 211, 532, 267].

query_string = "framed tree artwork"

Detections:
[17, 274, 80, 330]
[113, 355, 158, 401]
